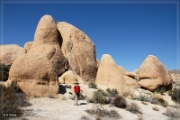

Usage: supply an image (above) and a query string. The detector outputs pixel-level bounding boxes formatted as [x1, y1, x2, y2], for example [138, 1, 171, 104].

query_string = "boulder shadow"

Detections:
[80, 103, 88, 105]
[59, 85, 66, 94]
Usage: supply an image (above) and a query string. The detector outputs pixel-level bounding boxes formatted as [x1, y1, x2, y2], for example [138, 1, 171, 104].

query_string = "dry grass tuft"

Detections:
[126, 102, 142, 114]
[0, 83, 31, 118]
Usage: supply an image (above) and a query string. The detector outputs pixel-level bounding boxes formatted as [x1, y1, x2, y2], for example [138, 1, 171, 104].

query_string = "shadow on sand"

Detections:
[80, 103, 88, 105]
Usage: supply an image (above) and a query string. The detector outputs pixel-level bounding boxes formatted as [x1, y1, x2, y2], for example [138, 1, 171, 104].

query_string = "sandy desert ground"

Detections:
[6, 84, 180, 120]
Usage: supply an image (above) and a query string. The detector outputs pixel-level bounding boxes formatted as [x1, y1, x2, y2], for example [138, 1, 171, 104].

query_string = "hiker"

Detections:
[74, 82, 80, 106]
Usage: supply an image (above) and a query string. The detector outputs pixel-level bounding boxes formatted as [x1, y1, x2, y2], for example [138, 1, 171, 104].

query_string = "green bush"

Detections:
[113, 96, 127, 108]
[126, 102, 142, 114]
[88, 82, 97, 89]
[154, 86, 167, 95]
[106, 88, 118, 97]
[0, 64, 11, 81]
[91, 89, 109, 104]
[136, 94, 150, 102]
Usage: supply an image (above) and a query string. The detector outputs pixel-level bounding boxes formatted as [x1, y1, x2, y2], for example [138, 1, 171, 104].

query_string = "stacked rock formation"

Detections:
[96, 54, 133, 97]
[7, 15, 68, 97]
[57, 22, 97, 82]
[137, 55, 173, 91]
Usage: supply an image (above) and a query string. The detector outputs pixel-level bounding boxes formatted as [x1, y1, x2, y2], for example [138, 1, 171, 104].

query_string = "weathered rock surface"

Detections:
[7, 15, 68, 97]
[0, 44, 25, 65]
[125, 71, 136, 79]
[118, 65, 126, 74]
[58, 70, 83, 84]
[96, 54, 133, 97]
[57, 22, 97, 82]
[97, 59, 100, 67]
[137, 55, 173, 91]
[24, 41, 33, 53]
[124, 75, 140, 90]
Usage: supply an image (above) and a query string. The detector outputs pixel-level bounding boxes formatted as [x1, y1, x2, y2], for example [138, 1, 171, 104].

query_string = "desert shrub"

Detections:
[0, 83, 31, 118]
[88, 82, 97, 89]
[91, 89, 109, 104]
[154, 86, 167, 95]
[0, 64, 11, 81]
[158, 99, 168, 107]
[150, 98, 168, 107]
[113, 96, 127, 108]
[152, 106, 159, 111]
[85, 108, 120, 119]
[126, 102, 142, 114]
[136, 93, 151, 102]
[163, 107, 180, 119]
[64, 85, 72, 89]
[170, 82, 180, 103]
[106, 88, 118, 97]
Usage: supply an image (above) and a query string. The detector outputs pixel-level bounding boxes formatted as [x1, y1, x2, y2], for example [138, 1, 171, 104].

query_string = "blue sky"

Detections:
[1, 0, 179, 72]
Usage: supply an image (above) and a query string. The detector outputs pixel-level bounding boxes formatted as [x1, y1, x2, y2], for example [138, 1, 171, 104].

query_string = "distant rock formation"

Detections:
[171, 73, 180, 82]
[137, 55, 173, 91]
[58, 70, 83, 84]
[0, 44, 25, 65]
[24, 41, 33, 53]
[96, 54, 133, 97]
[57, 22, 97, 82]
[7, 15, 68, 97]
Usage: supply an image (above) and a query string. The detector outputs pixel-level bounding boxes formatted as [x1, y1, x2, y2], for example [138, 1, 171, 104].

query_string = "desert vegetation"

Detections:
[113, 96, 127, 108]
[106, 88, 118, 97]
[0, 64, 11, 81]
[163, 107, 180, 120]
[0, 83, 31, 118]
[88, 82, 97, 89]
[169, 82, 180, 104]
[85, 106, 120, 120]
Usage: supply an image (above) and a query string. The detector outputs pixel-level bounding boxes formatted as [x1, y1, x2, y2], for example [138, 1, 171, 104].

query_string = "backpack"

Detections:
[74, 86, 80, 94]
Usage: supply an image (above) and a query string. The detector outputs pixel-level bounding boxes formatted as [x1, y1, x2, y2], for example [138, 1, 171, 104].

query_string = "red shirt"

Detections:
[74, 85, 80, 94]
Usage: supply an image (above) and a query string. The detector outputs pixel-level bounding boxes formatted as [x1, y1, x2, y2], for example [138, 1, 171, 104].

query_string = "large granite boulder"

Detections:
[118, 65, 126, 75]
[0, 44, 25, 65]
[7, 15, 68, 97]
[137, 55, 173, 91]
[96, 54, 133, 97]
[57, 22, 97, 82]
